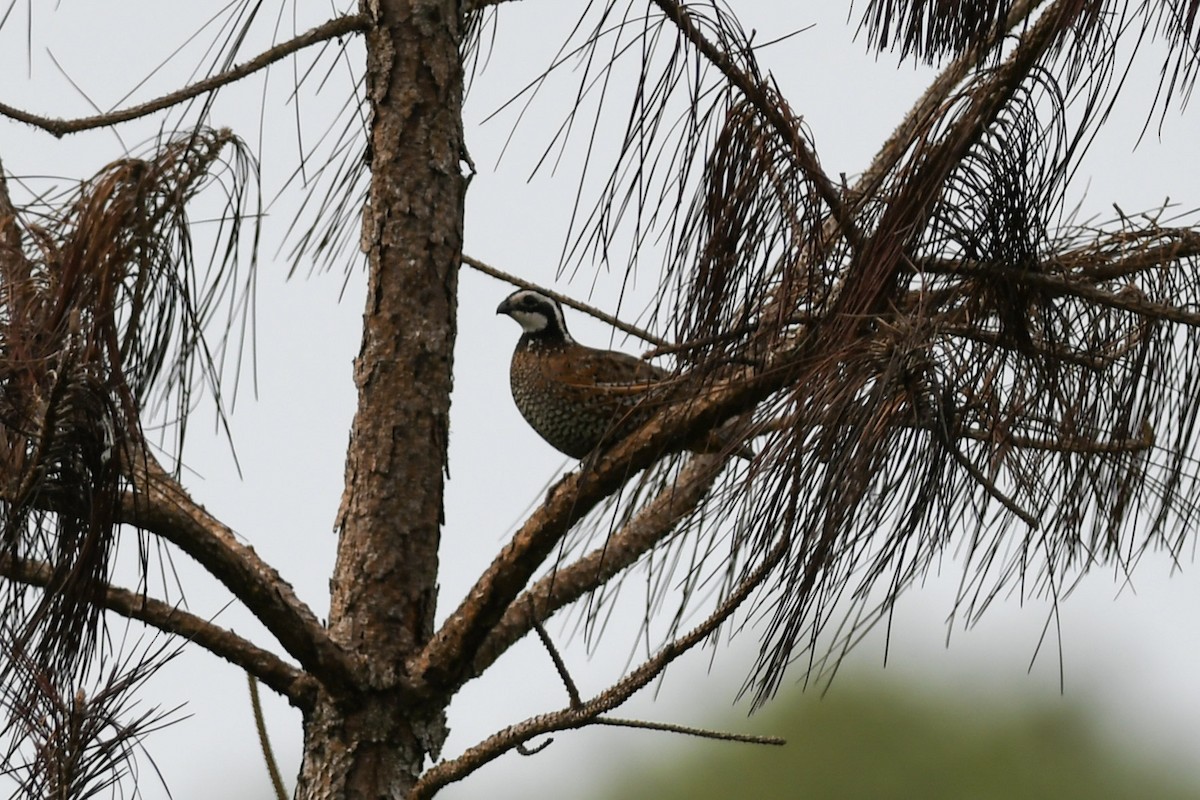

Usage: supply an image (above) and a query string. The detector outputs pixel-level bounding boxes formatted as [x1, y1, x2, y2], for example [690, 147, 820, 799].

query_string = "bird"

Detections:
[496, 288, 750, 460]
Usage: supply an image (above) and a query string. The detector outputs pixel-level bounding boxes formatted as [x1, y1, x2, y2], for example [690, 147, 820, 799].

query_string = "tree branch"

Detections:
[408, 536, 788, 799]
[649, 0, 863, 252]
[123, 457, 356, 693]
[920, 258, 1200, 328]
[0, 156, 20, 246]
[248, 674, 291, 799]
[0, 154, 29, 296]
[1042, 226, 1200, 283]
[0, 14, 370, 136]
[532, 620, 581, 707]
[0, 553, 314, 706]
[468, 454, 726, 682]
[822, 0, 1077, 332]
[463, 254, 670, 348]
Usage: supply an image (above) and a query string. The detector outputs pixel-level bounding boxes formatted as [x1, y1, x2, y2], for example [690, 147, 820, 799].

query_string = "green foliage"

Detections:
[603, 679, 1200, 800]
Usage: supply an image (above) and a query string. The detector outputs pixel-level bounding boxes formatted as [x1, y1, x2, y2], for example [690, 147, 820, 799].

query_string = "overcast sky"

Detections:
[1, 3, 1198, 798]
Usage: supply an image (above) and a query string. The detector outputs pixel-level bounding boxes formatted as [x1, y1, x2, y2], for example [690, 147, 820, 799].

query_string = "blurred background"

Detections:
[1, 3, 1198, 797]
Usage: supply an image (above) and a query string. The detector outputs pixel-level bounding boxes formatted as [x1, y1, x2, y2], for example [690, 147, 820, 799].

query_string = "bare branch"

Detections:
[469, 454, 726, 681]
[0, 155, 28, 297]
[248, 674, 291, 800]
[0, 156, 20, 247]
[940, 437, 1039, 527]
[594, 717, 784, 746]
[515, 738, 553, 756]
[794, 401, 1157, 456]
[919, 258, 1200, 328]
[0, 14, 370, 136]
[532, 620, 581, 707]
[123, 457, 355, 693]
[959, 424, 1155, 455]
[409, 536, 787, 799]
[0, 553, 312, 705]
[463, 254, 669, 347]
[1069, 230, 1200, 282]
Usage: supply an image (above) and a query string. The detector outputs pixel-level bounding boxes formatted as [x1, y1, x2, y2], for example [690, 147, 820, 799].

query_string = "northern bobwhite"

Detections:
[497, 289, 749, 460]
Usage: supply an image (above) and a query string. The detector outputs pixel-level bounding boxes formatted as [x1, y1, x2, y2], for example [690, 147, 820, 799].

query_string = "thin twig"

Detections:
[533, 617, 581, 707]
[248, 673, 289, 800]
[642, 325, 764, 359]
[463, 254, 670, 347]
[943, 439, 1041, 528]
[515, 739, 554, 756]
[0, 14, 370, 136]
[512, 715, 785, 755]
[466, 252, 789, 361]
[595, 717, 784, 746]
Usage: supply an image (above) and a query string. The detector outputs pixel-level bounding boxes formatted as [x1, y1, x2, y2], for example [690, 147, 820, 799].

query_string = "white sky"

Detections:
[1, 3, 1198, 798]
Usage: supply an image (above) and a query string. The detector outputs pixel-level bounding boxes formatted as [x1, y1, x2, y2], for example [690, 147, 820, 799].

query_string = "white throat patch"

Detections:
[510, 308, 550, 334]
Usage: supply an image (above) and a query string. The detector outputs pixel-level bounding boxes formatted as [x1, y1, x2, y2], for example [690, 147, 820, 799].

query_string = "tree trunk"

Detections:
[295, 0, 464, 795]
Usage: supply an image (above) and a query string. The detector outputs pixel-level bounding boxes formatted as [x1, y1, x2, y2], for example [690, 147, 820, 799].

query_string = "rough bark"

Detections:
[295, 0, 464, 796]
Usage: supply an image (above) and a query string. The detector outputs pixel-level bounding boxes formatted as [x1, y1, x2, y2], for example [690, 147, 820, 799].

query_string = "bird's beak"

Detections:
[496, 298, 512, 315]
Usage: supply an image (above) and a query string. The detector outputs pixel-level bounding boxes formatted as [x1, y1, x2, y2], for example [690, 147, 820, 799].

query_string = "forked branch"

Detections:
[409, 536, 788, 799]
[469, 454, 727, 682]
[122, 457, 355, 692]
[0, 554, 313, 705]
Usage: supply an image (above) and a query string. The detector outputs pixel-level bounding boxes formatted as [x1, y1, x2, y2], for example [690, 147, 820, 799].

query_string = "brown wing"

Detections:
[555, 346, 681, 396]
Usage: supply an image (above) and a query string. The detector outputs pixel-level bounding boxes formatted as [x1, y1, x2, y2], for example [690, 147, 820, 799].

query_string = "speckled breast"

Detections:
[508, 342, 650, 459]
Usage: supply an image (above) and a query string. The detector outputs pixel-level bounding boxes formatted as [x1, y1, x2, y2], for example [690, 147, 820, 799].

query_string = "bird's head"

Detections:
[496, 289, 573, 342]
